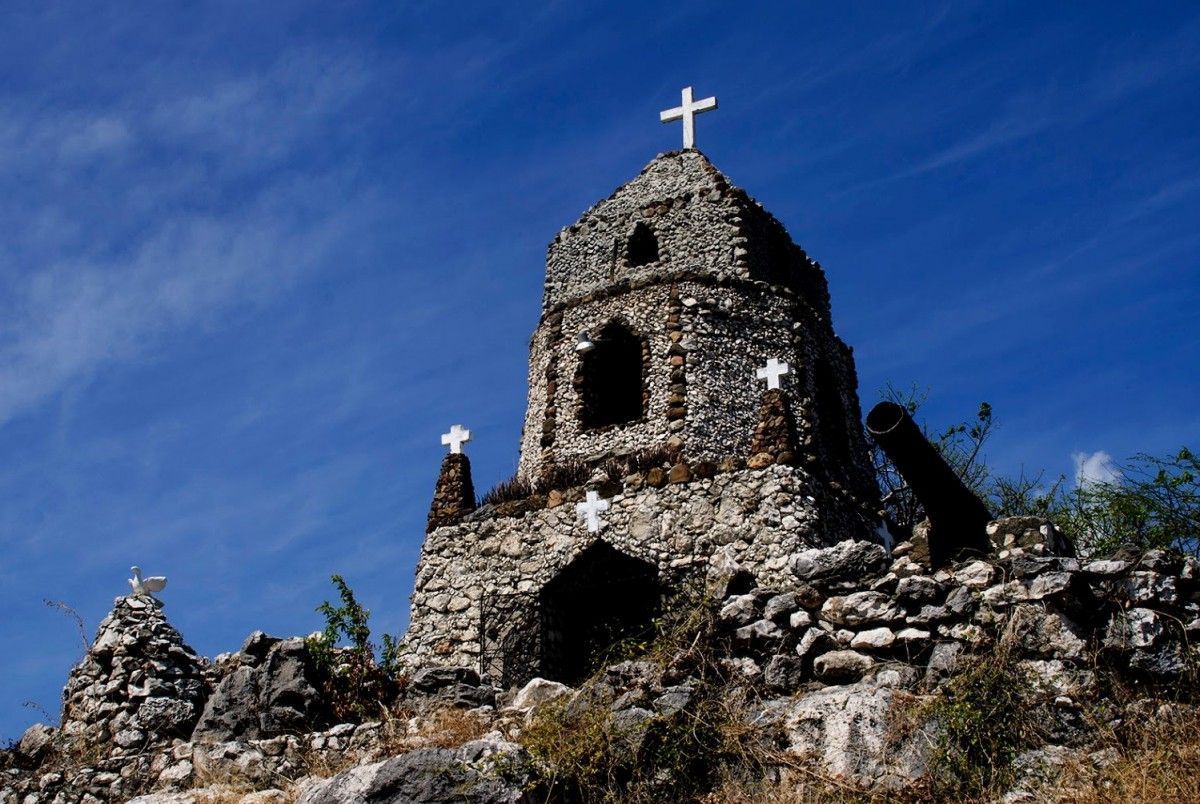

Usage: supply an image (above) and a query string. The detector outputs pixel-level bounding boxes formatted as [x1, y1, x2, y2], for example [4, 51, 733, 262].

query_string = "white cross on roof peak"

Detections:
[441, 424, 471, 455]
[660, 86, 718, 150]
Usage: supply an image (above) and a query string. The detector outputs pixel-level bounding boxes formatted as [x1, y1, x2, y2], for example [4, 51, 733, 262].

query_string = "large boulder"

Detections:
[295, 737, 531, 803]
[192, 635, 331, 742]
[792, 540, 889, 585]
[755, 680, 931, 790]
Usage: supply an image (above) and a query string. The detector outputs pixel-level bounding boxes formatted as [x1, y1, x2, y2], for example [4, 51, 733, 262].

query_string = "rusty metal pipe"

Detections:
[866, 401, 992, 567]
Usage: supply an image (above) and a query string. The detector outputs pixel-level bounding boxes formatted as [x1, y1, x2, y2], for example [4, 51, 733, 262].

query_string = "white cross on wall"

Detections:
[576, 490, 610, 533]
[659, 86, 718, 150]
[756, 358, 791, 390]
[440, 424, 472, 454]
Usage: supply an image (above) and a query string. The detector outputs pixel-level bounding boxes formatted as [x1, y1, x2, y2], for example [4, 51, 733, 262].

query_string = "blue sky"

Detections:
[1, 2, 1197, 739]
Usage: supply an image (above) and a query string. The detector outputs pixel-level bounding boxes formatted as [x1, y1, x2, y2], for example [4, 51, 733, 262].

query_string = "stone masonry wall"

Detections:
[517, 277, 874, 498]
[405, 463, 866, 680]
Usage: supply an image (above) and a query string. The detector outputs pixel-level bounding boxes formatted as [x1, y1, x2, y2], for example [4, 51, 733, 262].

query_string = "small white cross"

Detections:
[659, 86, 718, 150]
[576, 490, 610, 533]
[756, 358, 791, 391]
[440, 424, 472, 454]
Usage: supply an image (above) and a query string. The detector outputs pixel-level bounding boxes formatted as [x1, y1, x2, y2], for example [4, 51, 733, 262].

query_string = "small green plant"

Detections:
[517, 583, 778, 802]
[309, 574, 405, 721]
[911, 630, 1047, 799]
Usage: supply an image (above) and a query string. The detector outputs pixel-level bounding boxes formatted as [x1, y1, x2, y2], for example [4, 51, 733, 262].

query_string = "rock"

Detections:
[411, 666, 481, 692]
[16, 724, 54, 764]
[795, 628, 838, 661]
[239, 631, 282, 666]
[953, 560, 997, 590]
[1105, 608, 1164, 651]
[895, 628, 932, 647]
[59, 595, 209, 758]
[894, 576, 940, 605]
[925, 642, 961, 681]
[762, 592, 798, 623]
[850, 627, 896, 650]
[788, 609, 813, 630]
[987, 516, 1074, 556]
[510, 678, 571, 711]
[1084, 559, 1130, 576]
[757, 681, 930, 790]
[734, 619, 786, 654]
[813, 650, 876, 684]
[719, 657, 762, 681]
[718, 594, 760, 627]
[792, 540, 888, 584]
[943, 586, 977, 617]
[706, 552, 755, 599]
[820, 592, 905, 627]
[295, 737, 530, 804]
[195, 637, 332, 742]
[135, 697, 198, 737]
[1139, 549, 1182, 574]
[1124, 571, 1178, 604]
[1012, 606, 1087, 660]
[193, 666, 259, 741]
[907, 605, 951, 625]
[763, 655, 805, 693]
[652, 685, 694, 716]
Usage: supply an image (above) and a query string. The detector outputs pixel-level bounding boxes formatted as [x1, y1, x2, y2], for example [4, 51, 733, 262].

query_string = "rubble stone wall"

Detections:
[405, 463, 863, 677]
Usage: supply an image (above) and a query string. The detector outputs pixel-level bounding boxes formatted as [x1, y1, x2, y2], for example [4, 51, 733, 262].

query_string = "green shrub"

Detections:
[308, 574, 405, 721]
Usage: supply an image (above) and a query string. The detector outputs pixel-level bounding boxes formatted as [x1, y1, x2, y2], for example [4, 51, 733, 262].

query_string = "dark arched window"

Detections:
[626, 222, 658, 267]
[579, 322, 645, 429]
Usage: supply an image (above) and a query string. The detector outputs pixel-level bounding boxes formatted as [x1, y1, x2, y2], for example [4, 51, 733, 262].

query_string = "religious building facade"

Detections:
[404, 144, 879, 687]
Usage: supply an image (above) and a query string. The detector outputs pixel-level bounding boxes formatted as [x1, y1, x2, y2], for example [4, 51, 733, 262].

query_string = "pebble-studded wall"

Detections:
[406, 149, 881, 685]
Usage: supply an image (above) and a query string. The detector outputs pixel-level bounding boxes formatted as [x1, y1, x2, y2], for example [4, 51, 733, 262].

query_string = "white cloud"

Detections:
[1073, 450, 1121, 489]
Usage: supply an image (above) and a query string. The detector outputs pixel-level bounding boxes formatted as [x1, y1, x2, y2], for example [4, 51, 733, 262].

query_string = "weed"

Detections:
[480, 475, 533, 507]
[535, 460, 590, 494]
[44, 599, 89, 656]
[309, 575, 405, 722]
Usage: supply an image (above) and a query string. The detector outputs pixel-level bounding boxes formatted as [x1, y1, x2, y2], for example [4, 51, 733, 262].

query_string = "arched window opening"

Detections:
[626, 222, 659, 267]
[539, 542, 662, 685]
[579, 323, 645, 429]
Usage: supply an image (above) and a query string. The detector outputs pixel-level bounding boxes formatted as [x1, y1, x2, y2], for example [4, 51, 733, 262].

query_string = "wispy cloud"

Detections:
[1073, 450, 1121, 489]
[0, 49, 373, 428]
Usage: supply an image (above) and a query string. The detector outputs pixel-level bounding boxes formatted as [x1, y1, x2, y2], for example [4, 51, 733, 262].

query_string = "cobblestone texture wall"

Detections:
[414, 149, 881, 683]
[405, 464, 856, 678]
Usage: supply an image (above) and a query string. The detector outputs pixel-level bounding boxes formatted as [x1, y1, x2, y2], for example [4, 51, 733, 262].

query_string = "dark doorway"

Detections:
[539, 542, 662, 685]
[579, 322, 645, 429]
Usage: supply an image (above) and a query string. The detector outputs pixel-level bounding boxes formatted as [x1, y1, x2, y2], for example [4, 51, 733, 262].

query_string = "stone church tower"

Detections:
[406, 149, 879, 687]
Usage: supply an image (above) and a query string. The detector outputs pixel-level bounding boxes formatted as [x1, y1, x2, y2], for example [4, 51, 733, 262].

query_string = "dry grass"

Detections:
[1046, 704, 1200, 803]
[414, 706, 491, 749]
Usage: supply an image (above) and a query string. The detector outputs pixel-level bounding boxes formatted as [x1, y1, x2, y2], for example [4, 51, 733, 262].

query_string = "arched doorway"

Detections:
[539, 542, 662, 685]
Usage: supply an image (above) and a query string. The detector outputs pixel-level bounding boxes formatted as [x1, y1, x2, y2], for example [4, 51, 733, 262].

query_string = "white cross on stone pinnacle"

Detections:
[659, 86, 718, 150]
[756, 358, 791, 391]
[576, 490, 610, 533]
[440, 424, 471, 455]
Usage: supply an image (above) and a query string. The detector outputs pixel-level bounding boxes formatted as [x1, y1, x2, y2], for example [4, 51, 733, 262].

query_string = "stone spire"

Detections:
[427, 453, 477, 532]
[59, 595, 209, 756]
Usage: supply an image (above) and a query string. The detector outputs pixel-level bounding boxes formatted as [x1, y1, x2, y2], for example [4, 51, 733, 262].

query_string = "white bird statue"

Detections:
[129, 566, 168, 597]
